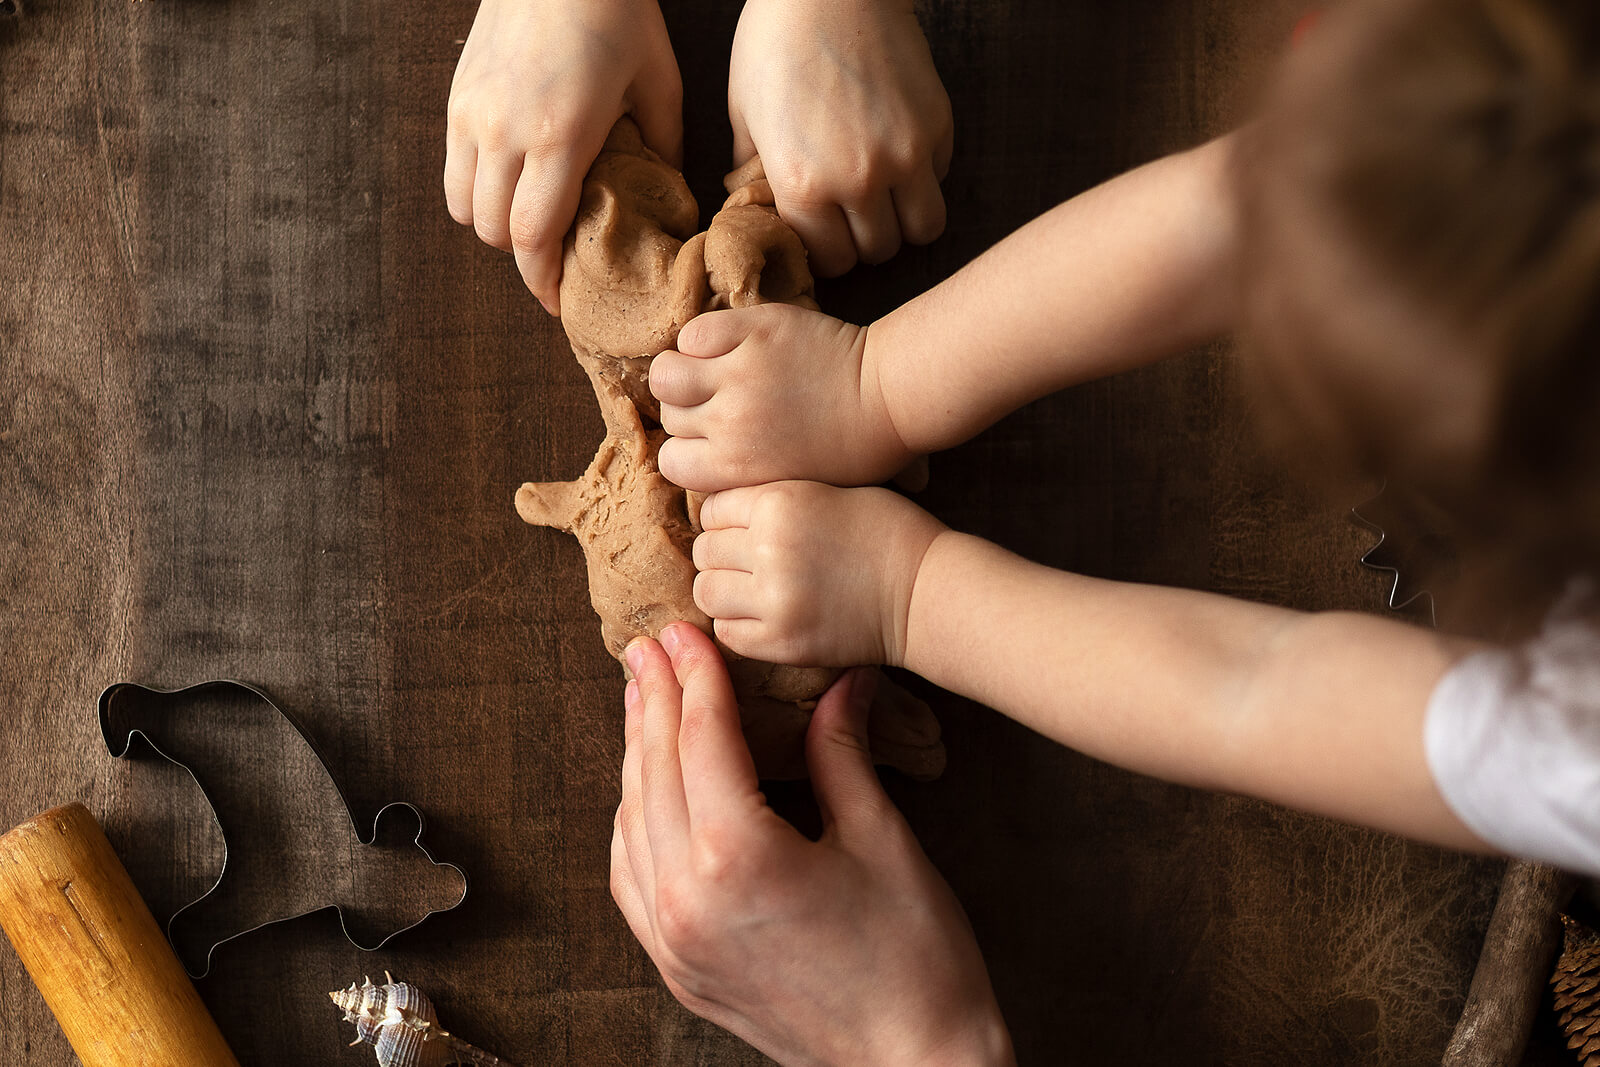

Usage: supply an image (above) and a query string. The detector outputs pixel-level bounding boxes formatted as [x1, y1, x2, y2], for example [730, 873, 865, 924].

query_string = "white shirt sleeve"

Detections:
[1425, 585, 1600, 876]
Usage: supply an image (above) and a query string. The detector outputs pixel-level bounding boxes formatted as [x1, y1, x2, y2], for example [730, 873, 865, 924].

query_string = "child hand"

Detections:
[445, 0, 682, 314]
[652, 304, 915, 493]
[728, 0, 953, 277]
[690, 483, 946, 667]
[613, 625, 1013, 1066]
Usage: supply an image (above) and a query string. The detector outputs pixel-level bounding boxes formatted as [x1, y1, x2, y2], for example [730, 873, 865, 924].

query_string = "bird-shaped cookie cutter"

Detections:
[99, 680, 469, 979]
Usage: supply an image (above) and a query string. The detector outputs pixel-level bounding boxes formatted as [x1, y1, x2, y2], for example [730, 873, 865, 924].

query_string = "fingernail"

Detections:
[624, 679, 640, 712]
[660, 625, 682, 656]
[624, 640, 646, 673]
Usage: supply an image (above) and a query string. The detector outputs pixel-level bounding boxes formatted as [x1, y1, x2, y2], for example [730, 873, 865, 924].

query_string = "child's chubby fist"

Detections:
[691, 481, 946, 668]
[445, 0, 682, 315]
[652, 303, 915, 493]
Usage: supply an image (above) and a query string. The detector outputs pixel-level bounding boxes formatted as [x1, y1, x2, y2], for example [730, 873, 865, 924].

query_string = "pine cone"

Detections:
[1553, 914, 1600, 1064]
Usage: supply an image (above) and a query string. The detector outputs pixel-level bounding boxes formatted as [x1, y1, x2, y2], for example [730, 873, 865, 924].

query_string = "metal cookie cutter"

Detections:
[99, 680, 469, 979]
[1352, 482, 1459, 628]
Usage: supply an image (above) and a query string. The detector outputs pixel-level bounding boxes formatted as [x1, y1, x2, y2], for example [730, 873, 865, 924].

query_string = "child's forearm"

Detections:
[901, 531, 1490, 851]
[866, 133, 1242, 456]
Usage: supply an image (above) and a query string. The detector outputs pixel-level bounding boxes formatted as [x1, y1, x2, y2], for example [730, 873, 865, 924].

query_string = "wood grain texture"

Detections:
[0, 804, 239, 1067]
[0, 0, 1506, 1063]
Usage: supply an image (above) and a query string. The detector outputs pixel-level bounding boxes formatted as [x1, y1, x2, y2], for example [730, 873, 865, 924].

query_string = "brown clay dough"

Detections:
[517, 118, 944, 781]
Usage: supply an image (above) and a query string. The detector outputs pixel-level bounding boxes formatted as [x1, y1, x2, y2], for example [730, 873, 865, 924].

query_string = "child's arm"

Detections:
[652, 134, 1242, 492]
[869, 132, 1241, 456]
[691, 482, 1492, 851]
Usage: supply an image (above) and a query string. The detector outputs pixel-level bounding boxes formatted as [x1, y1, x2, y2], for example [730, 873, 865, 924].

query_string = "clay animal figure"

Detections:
[99, 681, 467, 977]
[517, 119, 945, 780]
[330, 973, 515, 1067]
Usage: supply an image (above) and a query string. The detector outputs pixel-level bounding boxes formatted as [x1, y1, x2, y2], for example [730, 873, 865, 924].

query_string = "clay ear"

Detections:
[515, 481, 585, 534]
[705, 204, 815, 309]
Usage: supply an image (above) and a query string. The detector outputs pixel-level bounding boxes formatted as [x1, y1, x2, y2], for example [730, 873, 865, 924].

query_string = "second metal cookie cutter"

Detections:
[100, 680, 469, 979]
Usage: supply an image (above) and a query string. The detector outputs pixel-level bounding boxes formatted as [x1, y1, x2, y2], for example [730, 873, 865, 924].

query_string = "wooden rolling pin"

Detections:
[0, 802, 239, 1066]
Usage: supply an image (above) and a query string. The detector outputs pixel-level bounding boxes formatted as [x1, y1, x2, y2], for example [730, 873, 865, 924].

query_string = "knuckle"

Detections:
[478, 107, 516, 152]
[653, 879, 706, 950]
[664, 974, 709, 1013]
[525, 109, 584, 158]
[692, 824, 751, 887]
[508, 210, 556, 256]
[772, 162, 830, 208]
[474, 215, 510, 249]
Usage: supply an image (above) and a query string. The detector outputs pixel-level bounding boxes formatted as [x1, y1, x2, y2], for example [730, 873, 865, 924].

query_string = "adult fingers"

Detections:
[933, 113, 955, 181]
[892, 165, 948, 248]
[630, 49, 685, 170]
[696, 486, 759, 531]
[508, 147, 595, 316]
[692, 569, 760, 621]
[649, 349, 718, 408]
[610, 810, 657, 954]
[676, 309, 756, 358]
[660, 623, 763, 828]
[775, 198, 857, 278]
[805, 669, 893, 838]
[629, 638, 691, 870]
[443, 132, 477, 226]
[843, 189, 902, 267]
[729, 103, 756, 170]
[618, 679, 658, 906]
[472, 150, 523, 252]
[691, 528, 751, 573]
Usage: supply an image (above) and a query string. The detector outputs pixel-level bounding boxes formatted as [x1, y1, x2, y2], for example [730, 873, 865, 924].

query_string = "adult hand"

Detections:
[652, 304, 915, 492]
[729, 0, 954, 277]
[445, 0, 682, 314]
[612, 623, 1013, 1065]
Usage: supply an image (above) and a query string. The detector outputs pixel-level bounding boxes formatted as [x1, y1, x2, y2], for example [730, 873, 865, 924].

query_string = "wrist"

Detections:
[879, 1000, 1015, 1067]
[888, 523, 956, 670]
[858, 317, 919, 470]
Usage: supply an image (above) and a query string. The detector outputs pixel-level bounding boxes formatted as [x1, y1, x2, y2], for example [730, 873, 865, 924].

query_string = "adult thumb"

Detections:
[805, 668, 892, 835]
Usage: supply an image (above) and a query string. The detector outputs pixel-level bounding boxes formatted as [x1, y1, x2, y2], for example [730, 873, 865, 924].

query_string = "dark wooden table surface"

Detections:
[1, 0, 1509, 1063]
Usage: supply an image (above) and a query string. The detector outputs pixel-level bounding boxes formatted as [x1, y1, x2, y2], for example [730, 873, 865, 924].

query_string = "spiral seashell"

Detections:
[329, 973, 516, 1067]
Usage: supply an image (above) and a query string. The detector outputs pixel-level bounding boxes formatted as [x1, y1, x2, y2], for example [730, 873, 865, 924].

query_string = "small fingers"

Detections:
[696, 486, 760, 531]
[658, 436, 726, 494]
[710, 617, 769, 659]
[892, 165, 948, 248]
[650, 350, 718, 408]
[691, 528, 751, 573]
[843, 189, 902, 267]
[677, 309, 755, 358]
[693, 569, 760, 622]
